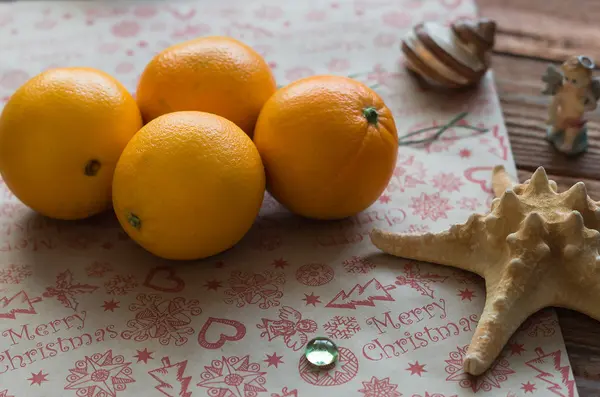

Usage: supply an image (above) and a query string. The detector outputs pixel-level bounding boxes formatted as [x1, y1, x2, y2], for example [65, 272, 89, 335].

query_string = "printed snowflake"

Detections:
[65, 350, 135, 397]
[395, 262, 448, 299]
[86, 261, 113, 278]
[121, 293, 202, 346]
[404, 224, 430, 234]
[358, 376, 401, 397]
[197, 355, 267, 397]
[409, 192, 454, 221]
[457, 197, 481, 211]
[342, 256, 376, 274]
[323, 316, 361, 339]
[105, 274, 138, 295]
[386, 155, 427, 193]
[251, 230, 282, 251]
[0, 264, 32, 284]
[430, 172, 464, 193]
[224, 270, 285, 309]
[445, 344, 515, 392]
[459, 148, 472, 158]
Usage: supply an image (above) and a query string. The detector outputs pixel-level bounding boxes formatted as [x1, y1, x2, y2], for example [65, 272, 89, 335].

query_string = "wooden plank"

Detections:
[477, 0, 600, 62]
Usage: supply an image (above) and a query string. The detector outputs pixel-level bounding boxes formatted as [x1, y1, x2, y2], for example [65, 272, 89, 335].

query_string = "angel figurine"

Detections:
[542, 55, 600, 155]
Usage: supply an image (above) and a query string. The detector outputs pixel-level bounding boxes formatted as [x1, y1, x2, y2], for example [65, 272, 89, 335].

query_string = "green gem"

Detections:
[305, 337, 338, 367]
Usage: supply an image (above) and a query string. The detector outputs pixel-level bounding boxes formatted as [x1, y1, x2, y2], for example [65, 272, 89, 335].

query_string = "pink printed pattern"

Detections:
[0, 1, 575, 396]
[224, 271, 285, 309]
[65, 350, 135, 397]
[445, 345, 515, 392]
[257, 306, 317, 351]
[197, 355, 267, 396]
[121, 294, 201, 346]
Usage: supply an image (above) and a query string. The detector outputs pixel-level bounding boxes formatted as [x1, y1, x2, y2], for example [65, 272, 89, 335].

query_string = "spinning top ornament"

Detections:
[401, 18, 497, 89]
[372, 166, 600, 376]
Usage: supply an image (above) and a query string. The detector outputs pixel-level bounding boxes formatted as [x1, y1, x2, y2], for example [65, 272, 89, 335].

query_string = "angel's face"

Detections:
[562, 68, 592, 89]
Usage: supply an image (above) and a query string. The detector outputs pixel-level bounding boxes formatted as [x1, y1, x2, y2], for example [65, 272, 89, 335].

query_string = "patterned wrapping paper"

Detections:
[0, 1, 580, 396]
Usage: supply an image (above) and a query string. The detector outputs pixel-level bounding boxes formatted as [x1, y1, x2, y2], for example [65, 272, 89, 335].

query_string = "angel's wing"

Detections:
[541, 64, 563, 96]
[278, 306, 302, 323]
[590, 78, 600, 101]
[583, 78, 600, 110]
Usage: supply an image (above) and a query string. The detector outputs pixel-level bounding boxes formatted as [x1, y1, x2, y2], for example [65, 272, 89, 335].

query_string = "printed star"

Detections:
[28, 371, 49, 386]
[264, 353, 284, 368]
[302, 292, 321, 307]
[508, 342, 526, 356]
[521, 381, 536, 393]
[204, 280, 223, 291]
[457, 288, 475, 301]
[379, 194, 392, 204]
[271, 258, 290, 269]
[65, 353, 131, 395]
[406, 361, 427, 376]
[102, 299, 120, 312]
[133, 348, 154, 364]
[459, 148, 472, 158]
[197, 356, 266, 392]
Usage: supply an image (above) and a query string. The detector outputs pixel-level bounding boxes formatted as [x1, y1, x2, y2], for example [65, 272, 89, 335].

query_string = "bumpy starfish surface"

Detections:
[371, 166, 600, 376]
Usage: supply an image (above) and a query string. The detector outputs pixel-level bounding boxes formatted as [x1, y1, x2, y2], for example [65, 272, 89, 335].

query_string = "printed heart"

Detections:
[143, 266, 185, 293]
[198, 317, 246, 349]
[464, 166, 493, 194]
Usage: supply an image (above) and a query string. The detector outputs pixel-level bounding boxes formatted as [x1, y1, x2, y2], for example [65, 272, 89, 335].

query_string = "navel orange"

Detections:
[0, 67, 142, 220]
[112, 111, 265, 260]
[253, 75, 398, 220]
[136, 36, 277, 136]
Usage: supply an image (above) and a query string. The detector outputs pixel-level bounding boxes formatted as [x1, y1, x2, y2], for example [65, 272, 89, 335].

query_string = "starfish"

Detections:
[371, 165, 600, 376]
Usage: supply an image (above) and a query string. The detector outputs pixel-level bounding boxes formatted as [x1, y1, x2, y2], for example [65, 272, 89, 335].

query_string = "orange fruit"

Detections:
[253, 75, 398, 220]
[112, 111, 265, 260]
[136, 36, 277, 136]
[0, 67, 142, 220]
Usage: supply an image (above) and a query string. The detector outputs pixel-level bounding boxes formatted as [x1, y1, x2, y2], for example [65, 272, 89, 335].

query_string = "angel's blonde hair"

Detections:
[561, 55, 594, 78]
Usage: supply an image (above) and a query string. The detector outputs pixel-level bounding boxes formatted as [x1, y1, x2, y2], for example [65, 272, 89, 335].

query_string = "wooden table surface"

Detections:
[476, 0, 600, 395]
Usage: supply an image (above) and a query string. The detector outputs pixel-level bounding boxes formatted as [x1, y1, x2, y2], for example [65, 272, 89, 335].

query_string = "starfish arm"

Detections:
[464, 261, 550, 376]
[553, 256, 600, 321]
[371, 215, 495, 276]
[464, 285, 547, 375]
